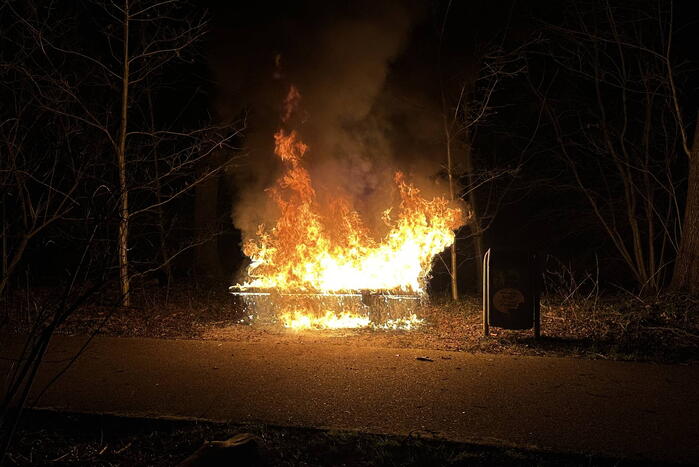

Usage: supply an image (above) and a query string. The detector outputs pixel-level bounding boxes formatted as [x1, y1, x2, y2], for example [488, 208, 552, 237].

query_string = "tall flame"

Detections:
[235, 86, 465, 296]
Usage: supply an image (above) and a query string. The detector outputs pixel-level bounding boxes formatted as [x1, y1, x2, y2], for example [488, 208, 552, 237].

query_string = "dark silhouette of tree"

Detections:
[0, 0, 243, 305]
[531, 1, 696, 294]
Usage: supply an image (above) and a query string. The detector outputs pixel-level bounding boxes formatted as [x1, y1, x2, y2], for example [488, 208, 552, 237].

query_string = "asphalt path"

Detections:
[2, 334, 698, 464]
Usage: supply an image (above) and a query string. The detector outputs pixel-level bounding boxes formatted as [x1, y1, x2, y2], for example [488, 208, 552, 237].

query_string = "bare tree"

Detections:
[672, 113, 699, 294]
[1, 0, 244, 458]
[0, 220, 114, 462]
[0, 4, 92, 298]
[106, 0, 239, 305]
[437, 2, 528, 297]
[1, 0, 243, 306]
[532, 0, 694, 293]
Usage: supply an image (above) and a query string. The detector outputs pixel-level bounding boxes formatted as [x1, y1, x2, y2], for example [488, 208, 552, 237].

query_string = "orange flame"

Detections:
[235, 86, 466, 297]
[279, 310, 424, 331]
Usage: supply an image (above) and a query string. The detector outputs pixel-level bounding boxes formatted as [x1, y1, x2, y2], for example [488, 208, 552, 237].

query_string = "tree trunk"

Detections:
[443, 116, 459, 301]
[117, 2, 130, 307]
[468, 194, 483, 284]
[0, 235, 29, 298]
[1, 191, 7, 294]
[672, 115, 699, 294]
[462, 136, 483, 285]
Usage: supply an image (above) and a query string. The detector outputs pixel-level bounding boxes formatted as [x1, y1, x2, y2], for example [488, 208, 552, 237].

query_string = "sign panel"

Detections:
[483, 249, 541, 335]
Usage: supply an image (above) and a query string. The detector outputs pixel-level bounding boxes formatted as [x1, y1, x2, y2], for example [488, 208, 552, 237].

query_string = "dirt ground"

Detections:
[4, 283, 699, 363]
[2, 285, 698, 466]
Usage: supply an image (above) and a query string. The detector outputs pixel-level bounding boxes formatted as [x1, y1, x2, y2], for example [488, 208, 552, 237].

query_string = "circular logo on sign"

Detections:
[493, 288, 525, 313]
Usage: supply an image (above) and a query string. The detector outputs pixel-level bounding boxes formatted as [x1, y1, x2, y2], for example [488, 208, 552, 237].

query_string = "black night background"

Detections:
[1, 1, 698, 465]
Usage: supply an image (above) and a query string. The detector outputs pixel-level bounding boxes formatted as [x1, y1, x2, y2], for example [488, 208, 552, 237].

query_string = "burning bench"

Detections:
[229, 86, 466, 330]
[229, 287, 424, 330]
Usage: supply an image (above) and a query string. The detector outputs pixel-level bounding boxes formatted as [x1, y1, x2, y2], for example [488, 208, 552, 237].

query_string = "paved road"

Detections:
[2, 335, 698, 464]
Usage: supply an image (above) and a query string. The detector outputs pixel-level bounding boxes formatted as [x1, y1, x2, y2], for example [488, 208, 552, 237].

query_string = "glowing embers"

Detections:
[232, 290, 423, 330]
[280, 311, 371, 330]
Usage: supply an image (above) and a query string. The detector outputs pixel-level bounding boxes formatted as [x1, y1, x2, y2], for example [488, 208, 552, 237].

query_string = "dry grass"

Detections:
[5, 410, 653, 467]
[3, 283, 698, 363]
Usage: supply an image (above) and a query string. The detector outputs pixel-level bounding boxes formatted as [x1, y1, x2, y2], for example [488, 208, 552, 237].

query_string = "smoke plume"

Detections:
[209, 1, 452, 246]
